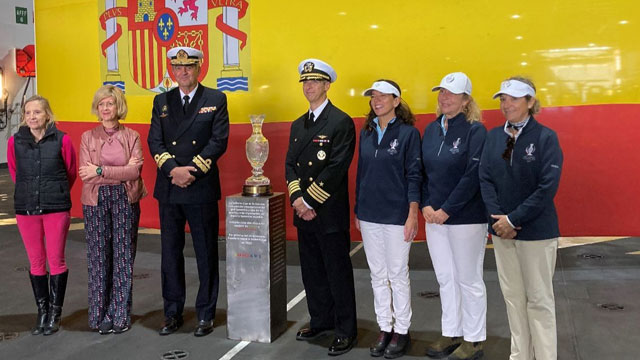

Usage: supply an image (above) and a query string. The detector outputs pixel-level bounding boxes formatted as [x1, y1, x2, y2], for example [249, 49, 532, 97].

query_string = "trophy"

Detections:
[242, 114, 272, 196]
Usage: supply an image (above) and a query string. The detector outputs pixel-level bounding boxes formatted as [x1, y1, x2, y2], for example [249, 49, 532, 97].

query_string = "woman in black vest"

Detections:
[7, 95, 77, 335]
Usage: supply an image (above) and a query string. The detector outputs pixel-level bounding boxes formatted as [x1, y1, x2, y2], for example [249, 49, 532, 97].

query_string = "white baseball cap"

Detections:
[492, 79, 536, 99]
[298, 58, 337, 83]
[363, 80, 400, 97]
[432, 72, 472, 95]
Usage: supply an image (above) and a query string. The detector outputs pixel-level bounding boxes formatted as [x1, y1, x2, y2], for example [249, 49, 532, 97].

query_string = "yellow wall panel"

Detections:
[36, 0, 640, 124]
[36, 0, 103, 121]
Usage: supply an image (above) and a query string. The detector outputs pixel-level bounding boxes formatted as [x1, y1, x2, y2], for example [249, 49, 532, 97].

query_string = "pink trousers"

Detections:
[16, 211, 71, 276]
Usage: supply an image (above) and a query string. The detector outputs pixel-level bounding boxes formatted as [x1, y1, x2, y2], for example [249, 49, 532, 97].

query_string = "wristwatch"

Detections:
[96, 166, 103, 176]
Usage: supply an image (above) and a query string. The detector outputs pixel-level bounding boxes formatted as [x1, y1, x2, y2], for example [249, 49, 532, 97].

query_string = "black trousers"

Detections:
[298, 228, 357, 337]
[159, 202, 219, 321]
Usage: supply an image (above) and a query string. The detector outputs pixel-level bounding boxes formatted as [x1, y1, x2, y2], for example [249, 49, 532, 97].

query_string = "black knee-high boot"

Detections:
[43, 270, 68, 335]
[29, 273, 49, 335]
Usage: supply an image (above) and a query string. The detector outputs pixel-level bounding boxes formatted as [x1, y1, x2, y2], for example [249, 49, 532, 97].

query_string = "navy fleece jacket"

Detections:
[479, 117, 563, 240]
[421, 113, 487, 224]
[355, 120, 422, 225]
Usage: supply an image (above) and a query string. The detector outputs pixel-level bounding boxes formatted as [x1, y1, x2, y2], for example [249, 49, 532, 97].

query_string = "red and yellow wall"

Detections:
[35, 0, 640, 238]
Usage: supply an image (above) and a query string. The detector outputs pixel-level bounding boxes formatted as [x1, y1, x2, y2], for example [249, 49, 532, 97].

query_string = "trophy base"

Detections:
[242, 184, 273, 197]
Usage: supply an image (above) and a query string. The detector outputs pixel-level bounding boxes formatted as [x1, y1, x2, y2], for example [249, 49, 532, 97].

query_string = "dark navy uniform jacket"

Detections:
[479, 117, 563, 240]
[148, 85, 229, 204]
[285, 101, 356, 234]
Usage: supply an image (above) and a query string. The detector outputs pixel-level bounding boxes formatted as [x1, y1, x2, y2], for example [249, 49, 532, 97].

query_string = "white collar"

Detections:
[179, 84, 198, 103]
[503, 116, 531, 139]
[308, 98, 329, 121]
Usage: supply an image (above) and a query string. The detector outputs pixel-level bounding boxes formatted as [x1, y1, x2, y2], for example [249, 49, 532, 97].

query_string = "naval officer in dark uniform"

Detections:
[285, 58, 358, 356]
[148, 46, 229, 337]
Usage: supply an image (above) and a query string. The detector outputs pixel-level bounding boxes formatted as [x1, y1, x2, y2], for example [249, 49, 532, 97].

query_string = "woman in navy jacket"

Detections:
[422, 72, 488, 360]
[354, 80, 422, 358]
[479, 77, 563, 360]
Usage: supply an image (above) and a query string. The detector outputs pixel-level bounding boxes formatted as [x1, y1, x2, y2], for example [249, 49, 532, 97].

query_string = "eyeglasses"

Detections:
[502, 136, 515, 161]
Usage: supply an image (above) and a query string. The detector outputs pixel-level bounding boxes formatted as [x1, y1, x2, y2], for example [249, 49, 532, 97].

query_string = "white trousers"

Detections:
[493, 236, 558, 360]
[426, 223, 488, 342]
[360, 220, 412, 334]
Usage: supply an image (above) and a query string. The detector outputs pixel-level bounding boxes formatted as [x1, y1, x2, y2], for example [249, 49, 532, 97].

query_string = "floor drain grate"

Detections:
[418, 291, 440, 299]
[14, 266, 28, 272]
[133, 273, 150, 280]
[579, 253, 604, 259]
[0, 332, 20, 341]
[160, 350, 189, 360]
[597, 303, 624, 311]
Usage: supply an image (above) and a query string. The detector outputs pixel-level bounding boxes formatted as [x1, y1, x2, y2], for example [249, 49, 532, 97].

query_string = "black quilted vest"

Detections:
[13, 124, 71, 215]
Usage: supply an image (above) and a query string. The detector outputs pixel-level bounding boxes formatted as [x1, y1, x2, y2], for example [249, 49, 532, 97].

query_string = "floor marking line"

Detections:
[69, 223, 85, 231]
[558, 236, 625, 248]
[218, 341, 251, 360]
[349, 242, 364, 257]
[0, 218, 16, 226]
[286, 290, 307, 312]
[218, 241, 365, 360]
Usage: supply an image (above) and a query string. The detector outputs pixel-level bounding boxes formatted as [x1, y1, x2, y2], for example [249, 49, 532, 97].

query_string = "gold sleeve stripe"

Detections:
[307, 186, 327, 204]
[310, 183, 330, 199]
[153, 152, 172, 168]
[288, 180, 301, 196]
[192, 155, 211, 174]
[307, 183, 330, 203]
[287, 180, 300, 190]
[194, 155, 211, 171]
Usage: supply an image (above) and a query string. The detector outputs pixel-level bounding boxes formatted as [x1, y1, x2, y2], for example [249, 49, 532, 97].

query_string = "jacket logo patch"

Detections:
[317, 150, 326, 160]
[523, 143, 536, 162]
[450, 137, 461, 154]
[387, 139, 399, 155]
[198, 106, 217, 114]
[160, 105, 169, 118]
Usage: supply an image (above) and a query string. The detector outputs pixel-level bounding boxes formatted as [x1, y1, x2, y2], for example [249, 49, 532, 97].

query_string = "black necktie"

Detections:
[183, 95, 190, 114]
[305, 112, 315, 129]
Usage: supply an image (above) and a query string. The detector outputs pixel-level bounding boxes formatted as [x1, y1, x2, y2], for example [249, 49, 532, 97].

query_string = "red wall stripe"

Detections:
[148, 30, 155, 88]
[139, 30, 147, 89]
[131, 31, 138, 83]
[56, 103, 640, 239]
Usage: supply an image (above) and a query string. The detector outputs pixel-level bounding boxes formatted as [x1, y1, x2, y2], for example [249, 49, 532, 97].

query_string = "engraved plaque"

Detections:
[226, 193, 286, 343]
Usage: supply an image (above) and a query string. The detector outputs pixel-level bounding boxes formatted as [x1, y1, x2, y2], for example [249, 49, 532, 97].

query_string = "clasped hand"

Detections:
[170, 166, 196, 188]
[422, 206, 449, 225]
[293, 197, 316, 221]
[491, 214, 520, 239]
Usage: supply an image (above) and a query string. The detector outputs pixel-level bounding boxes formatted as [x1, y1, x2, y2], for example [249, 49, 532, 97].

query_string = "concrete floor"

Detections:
[1, 168, 639, 360]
